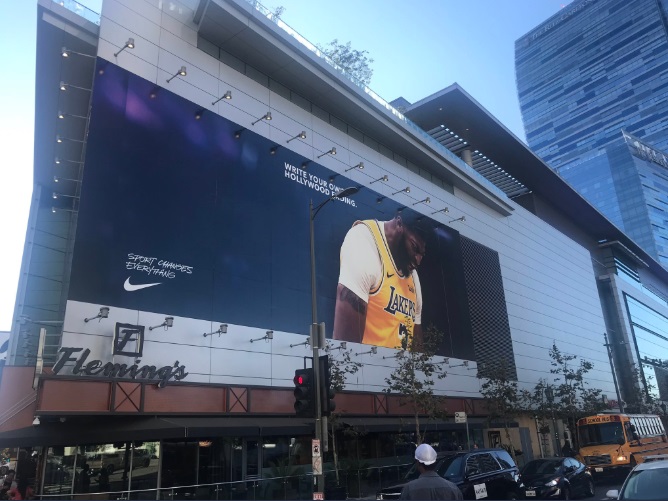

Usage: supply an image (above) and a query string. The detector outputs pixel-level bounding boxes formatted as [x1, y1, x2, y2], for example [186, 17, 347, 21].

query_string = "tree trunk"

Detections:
[504, 423, 517, 463]
[331, 422, 340, 485]
[415, 408, 421, 445]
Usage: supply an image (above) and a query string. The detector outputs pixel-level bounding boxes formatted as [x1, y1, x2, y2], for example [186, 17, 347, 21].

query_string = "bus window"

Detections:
[579, 421, 625, 447]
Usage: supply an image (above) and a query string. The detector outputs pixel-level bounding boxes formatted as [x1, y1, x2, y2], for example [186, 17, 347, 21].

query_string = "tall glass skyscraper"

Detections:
[516, 0, 668, 266]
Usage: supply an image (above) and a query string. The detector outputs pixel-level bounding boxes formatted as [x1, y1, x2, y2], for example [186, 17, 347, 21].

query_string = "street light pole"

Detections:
[603, 332, 625, 413]
[309, 186, 359, 497]
[544, 385, 560, 456]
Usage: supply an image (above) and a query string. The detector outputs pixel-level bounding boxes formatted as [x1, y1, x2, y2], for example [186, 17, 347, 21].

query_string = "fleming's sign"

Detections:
[52, 322, 189, 387]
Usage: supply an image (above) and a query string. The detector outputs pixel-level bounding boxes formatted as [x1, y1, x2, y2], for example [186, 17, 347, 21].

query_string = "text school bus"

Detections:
[577, 414, 668, 475]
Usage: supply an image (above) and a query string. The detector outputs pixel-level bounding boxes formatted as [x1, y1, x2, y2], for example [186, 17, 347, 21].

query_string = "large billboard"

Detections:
[67, 61, 513, 366]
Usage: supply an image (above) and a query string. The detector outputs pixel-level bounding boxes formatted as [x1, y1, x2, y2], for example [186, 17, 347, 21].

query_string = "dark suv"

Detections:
[376, 448, 522, 500]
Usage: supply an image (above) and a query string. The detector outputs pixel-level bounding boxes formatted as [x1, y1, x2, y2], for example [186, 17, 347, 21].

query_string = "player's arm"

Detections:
[413, 323, 423, 350]
[332, 223, 379, 343]
[412, 270, 424, 350]
[333, 285, 367, 342]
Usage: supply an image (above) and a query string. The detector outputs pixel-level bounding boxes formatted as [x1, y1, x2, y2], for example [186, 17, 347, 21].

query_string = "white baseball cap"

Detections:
[415, 443, 437, 465]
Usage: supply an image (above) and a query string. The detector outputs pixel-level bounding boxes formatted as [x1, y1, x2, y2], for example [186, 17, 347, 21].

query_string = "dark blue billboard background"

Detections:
[69, 60, 484, 359]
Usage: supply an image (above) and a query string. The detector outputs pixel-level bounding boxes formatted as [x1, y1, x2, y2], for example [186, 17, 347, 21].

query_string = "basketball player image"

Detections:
[332, 214, 428, 348]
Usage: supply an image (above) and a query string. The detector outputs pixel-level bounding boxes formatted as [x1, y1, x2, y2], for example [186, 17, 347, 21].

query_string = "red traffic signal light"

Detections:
[293, 368, 315, 417]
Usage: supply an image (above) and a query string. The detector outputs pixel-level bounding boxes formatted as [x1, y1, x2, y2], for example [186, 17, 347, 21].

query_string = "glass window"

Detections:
[578, 422, 625, 446]
[130, 441, 158, 499]
[465, 456, 481, 476]
[477, 453, 501, 473]
[42, 447, 75, 496]
[492, 449, 515, 469]
[437, 455, 464, 481]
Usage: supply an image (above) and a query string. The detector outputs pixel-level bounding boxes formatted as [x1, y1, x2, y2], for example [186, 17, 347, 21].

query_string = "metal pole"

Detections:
[309, 199, 324, 496]
[465, 421, 470, 449]
[534, 416, 545, 458]
[604, 332, 625, 413]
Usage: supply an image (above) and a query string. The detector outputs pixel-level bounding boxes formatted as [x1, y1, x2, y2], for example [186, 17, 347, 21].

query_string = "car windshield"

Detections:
[522, 459, 562, 476]
[620, 468, 668, 500]
[579, 422, 625, 446]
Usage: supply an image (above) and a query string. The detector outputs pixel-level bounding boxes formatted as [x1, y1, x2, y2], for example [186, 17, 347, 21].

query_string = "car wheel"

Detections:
[143, 458, 150, 468]
[106, 464, 115, 474]
[585, 478, 595, 498]
[561, 486, 570, 500]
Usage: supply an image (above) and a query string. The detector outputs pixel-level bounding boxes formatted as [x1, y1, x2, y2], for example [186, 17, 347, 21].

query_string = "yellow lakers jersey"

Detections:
[356, 220, 418, 348]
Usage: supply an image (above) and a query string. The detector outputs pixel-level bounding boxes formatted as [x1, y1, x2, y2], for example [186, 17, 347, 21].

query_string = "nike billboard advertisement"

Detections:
[66, 60, 513, 363]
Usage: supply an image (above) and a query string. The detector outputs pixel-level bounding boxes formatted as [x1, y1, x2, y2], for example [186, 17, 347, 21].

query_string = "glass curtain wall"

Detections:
[625, 294, 668, 401]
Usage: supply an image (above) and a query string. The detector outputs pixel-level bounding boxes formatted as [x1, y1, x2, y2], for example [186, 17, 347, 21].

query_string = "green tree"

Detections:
[625, 364, 662, 414]
[548, 343, 606, 448]
[325, 341, 362, 487]
[383, 321, 447, 443]
[478, 359, 522, 461]
[317, 39, 374, 86]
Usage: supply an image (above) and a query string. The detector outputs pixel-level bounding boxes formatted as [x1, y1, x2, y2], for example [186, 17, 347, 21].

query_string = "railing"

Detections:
[52, 0, 100, 25]
[37, 462, 413, 500]
[241, 0, 508, 201]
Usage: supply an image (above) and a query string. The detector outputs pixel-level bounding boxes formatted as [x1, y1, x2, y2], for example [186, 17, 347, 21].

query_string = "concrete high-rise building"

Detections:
[516, 0, 668, 266]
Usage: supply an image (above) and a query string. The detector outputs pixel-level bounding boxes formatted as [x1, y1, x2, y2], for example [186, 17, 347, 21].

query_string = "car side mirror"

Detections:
[632, 432, 640, 441]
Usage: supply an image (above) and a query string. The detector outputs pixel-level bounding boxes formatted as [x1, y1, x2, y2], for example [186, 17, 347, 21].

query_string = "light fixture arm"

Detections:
[413, 197, 431, 205]
[369, 175, 389, 185]
[448, 360, 469, 368]
[114, 38, 135, 57]
[166, 66, 187, 83]
[317, 147, 337, 159]
[251, 112, 272, 126]
[345, 162, 364, 172]
[84, 307, 110, 323]
[212, 90, 232, 105]
[287, 131, 307, 143]
[356, 347, 377, 356]
[149, 316, 174, 331]
[250, 330, 274, 343]
[203, 324, 228, 338]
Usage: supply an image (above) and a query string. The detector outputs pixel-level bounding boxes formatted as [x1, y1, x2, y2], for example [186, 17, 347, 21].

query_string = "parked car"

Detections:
[87, 451, 126, 474]
[376, 448, 522, 500]
[520, 457, 594, 499]
[133, 448, 151, 468]
[606, 455, 668, 500]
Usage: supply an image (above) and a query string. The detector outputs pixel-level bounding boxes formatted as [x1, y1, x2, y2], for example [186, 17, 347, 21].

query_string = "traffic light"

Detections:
[319, 355, 336, 416]
[293, 368, 315, 417]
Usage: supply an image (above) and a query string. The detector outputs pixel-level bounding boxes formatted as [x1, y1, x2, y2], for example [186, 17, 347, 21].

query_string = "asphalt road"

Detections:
[594, 477, 625, 500]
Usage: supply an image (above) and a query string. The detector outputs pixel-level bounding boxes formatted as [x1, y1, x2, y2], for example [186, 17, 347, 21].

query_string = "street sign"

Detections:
[313, 493, 324, 500]
[455, 411, 467, 423]
[312, 456, 322, 475]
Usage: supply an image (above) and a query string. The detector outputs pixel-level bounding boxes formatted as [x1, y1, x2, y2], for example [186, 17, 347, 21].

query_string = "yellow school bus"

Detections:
[577, 413, 668, 475]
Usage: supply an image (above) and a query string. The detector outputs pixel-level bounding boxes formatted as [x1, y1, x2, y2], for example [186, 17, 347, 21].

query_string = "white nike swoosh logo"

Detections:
[124, 277, 162, 292]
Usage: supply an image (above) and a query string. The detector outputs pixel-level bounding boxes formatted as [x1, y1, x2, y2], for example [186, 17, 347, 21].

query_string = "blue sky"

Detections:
[0, 0, 568, 331]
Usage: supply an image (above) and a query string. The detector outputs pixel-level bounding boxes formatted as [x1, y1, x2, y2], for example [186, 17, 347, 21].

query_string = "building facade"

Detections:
[3, 0, 668, 498]
[515, 0, 668, 266]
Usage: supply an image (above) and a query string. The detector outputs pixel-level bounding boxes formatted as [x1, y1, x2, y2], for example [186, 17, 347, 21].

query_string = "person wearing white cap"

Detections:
[399, 444, 462, 500]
